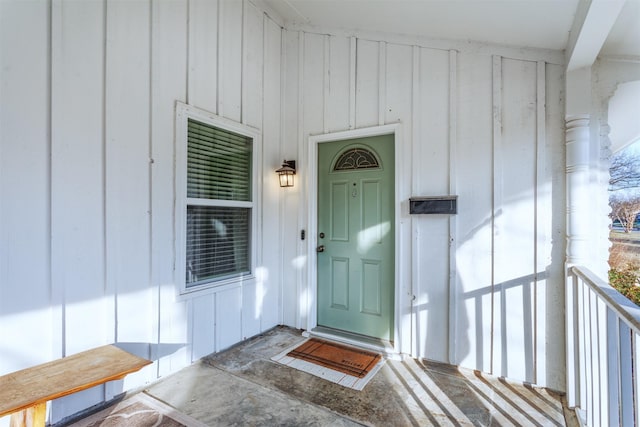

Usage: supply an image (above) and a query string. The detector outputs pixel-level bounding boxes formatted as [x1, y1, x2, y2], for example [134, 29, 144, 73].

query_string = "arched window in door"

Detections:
[333, 146, 380, 171]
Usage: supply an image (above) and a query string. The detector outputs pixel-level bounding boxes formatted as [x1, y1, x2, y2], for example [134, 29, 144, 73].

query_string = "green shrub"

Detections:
[609, 266, 640, 305]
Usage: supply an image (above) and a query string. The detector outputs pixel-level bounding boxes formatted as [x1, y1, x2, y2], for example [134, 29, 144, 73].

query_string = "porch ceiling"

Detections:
[265, 0, 640, 58]
[601, 0, 640, 58]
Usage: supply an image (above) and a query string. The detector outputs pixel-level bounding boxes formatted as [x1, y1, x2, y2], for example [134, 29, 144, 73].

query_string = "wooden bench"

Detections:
[0, 345, 151, 427]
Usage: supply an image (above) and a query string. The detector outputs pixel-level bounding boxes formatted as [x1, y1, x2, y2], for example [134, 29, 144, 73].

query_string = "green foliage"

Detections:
[609, 265, 640, 306]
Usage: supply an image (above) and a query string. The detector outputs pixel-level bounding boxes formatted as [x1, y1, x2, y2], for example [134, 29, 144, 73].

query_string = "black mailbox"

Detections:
[409, 196, 457, 215]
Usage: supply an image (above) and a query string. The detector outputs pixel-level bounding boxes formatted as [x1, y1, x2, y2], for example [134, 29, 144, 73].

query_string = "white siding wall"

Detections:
[0, 0, 283, 424]
[282, 30, 566, 391]
[1, 2, 569, 424]
[0, 0, 53, 378]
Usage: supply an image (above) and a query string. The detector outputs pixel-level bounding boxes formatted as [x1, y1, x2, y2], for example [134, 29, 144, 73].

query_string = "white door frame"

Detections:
[306, 123, 403, 353]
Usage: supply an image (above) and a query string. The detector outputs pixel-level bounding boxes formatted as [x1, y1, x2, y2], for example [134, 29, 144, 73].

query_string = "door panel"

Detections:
[361, 259, 381, 315]
[317, 134, 394, 341]
[361, 180, 382, 246]
[331, 181, 349, 241]
[331, 257, 349, 310]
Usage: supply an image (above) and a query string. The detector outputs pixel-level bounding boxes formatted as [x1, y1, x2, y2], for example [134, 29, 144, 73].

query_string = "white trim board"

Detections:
[282, 23, 565, 66]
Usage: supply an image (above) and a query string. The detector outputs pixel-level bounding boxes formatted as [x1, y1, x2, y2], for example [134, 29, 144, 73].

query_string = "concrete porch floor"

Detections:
[135, 326, 573, 426]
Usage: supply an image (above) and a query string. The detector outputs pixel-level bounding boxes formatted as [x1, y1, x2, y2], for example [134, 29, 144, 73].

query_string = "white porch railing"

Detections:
[567, 266, 640, 426]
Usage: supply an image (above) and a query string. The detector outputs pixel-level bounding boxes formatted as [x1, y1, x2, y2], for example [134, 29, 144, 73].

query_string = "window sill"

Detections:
[176, 274, 255, 301]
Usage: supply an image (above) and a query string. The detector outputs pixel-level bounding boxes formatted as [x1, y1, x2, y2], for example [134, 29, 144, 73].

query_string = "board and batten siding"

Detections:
[282, 31, 566, 390]
[1, 3, 568, 424]
[0, 0, 283, 424]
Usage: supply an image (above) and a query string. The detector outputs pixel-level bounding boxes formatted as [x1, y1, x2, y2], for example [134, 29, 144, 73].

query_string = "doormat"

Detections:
[271, 338, 384, 391]
[69, 393, 208, 427]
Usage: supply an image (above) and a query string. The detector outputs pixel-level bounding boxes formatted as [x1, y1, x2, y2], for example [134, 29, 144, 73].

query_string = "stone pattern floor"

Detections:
[141, 326, 572, 426]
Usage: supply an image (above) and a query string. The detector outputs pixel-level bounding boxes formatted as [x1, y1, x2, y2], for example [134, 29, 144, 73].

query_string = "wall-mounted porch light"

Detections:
[276, 160, 296, 187]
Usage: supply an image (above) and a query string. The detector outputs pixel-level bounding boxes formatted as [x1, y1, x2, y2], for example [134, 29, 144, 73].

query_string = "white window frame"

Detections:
[175, 102, 261, 295]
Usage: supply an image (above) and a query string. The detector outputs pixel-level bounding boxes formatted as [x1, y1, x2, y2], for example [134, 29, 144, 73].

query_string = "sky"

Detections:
[611, 139, 640, 199]
[623, 139, 640, 156]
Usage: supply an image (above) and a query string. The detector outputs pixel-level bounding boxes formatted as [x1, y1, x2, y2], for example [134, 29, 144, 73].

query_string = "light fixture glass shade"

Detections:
[278, 172, 294, 187]
[276, 160, 296, 187]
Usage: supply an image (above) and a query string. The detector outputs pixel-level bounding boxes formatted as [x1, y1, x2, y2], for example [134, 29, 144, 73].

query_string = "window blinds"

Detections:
[187, 119, 252, 201]
[186, 206, 250, 284]
[185, 119, 252, 286]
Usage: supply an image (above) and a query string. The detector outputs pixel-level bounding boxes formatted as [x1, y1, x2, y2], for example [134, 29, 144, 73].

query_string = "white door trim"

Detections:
[306, 123, 403, 353]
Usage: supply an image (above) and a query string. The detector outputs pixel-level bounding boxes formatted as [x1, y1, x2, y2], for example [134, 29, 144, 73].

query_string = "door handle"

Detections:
[316, 245, 325, 253]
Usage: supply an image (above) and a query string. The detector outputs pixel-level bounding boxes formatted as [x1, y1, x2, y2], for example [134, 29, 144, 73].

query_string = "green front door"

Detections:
[317, 134, 395, 341]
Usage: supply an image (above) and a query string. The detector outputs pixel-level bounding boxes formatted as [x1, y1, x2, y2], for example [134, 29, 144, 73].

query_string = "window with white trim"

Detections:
[176, 103, 258, 292]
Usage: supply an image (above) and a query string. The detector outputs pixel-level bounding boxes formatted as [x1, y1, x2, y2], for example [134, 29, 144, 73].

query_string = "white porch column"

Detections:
[565, 69, 593, 411]
[566, 115, 591, 266]
[566, 67, 593, 267]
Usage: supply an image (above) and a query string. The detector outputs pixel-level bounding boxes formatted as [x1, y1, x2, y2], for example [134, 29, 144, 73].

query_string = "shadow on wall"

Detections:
[417, 158, 566, 389]
[462, 271, 547, 381]
[115, 342, 186, 362]
[413, 270, 549, 384]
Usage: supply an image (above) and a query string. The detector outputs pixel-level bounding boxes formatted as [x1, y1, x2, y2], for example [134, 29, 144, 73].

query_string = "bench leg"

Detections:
[9, 403, 46, 427]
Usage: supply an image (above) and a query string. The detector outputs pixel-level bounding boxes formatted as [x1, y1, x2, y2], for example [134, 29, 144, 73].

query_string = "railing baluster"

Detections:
[566, 271, 579, 408]
[568, 266, 640, 427]
[607, 308, 620, 426]
[597, 297, 609, 425]
[635, 333, 640, 427]
[589, 288, 598, 427]
[620, 322, 633, 426]
[578, 274, 588, 412]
